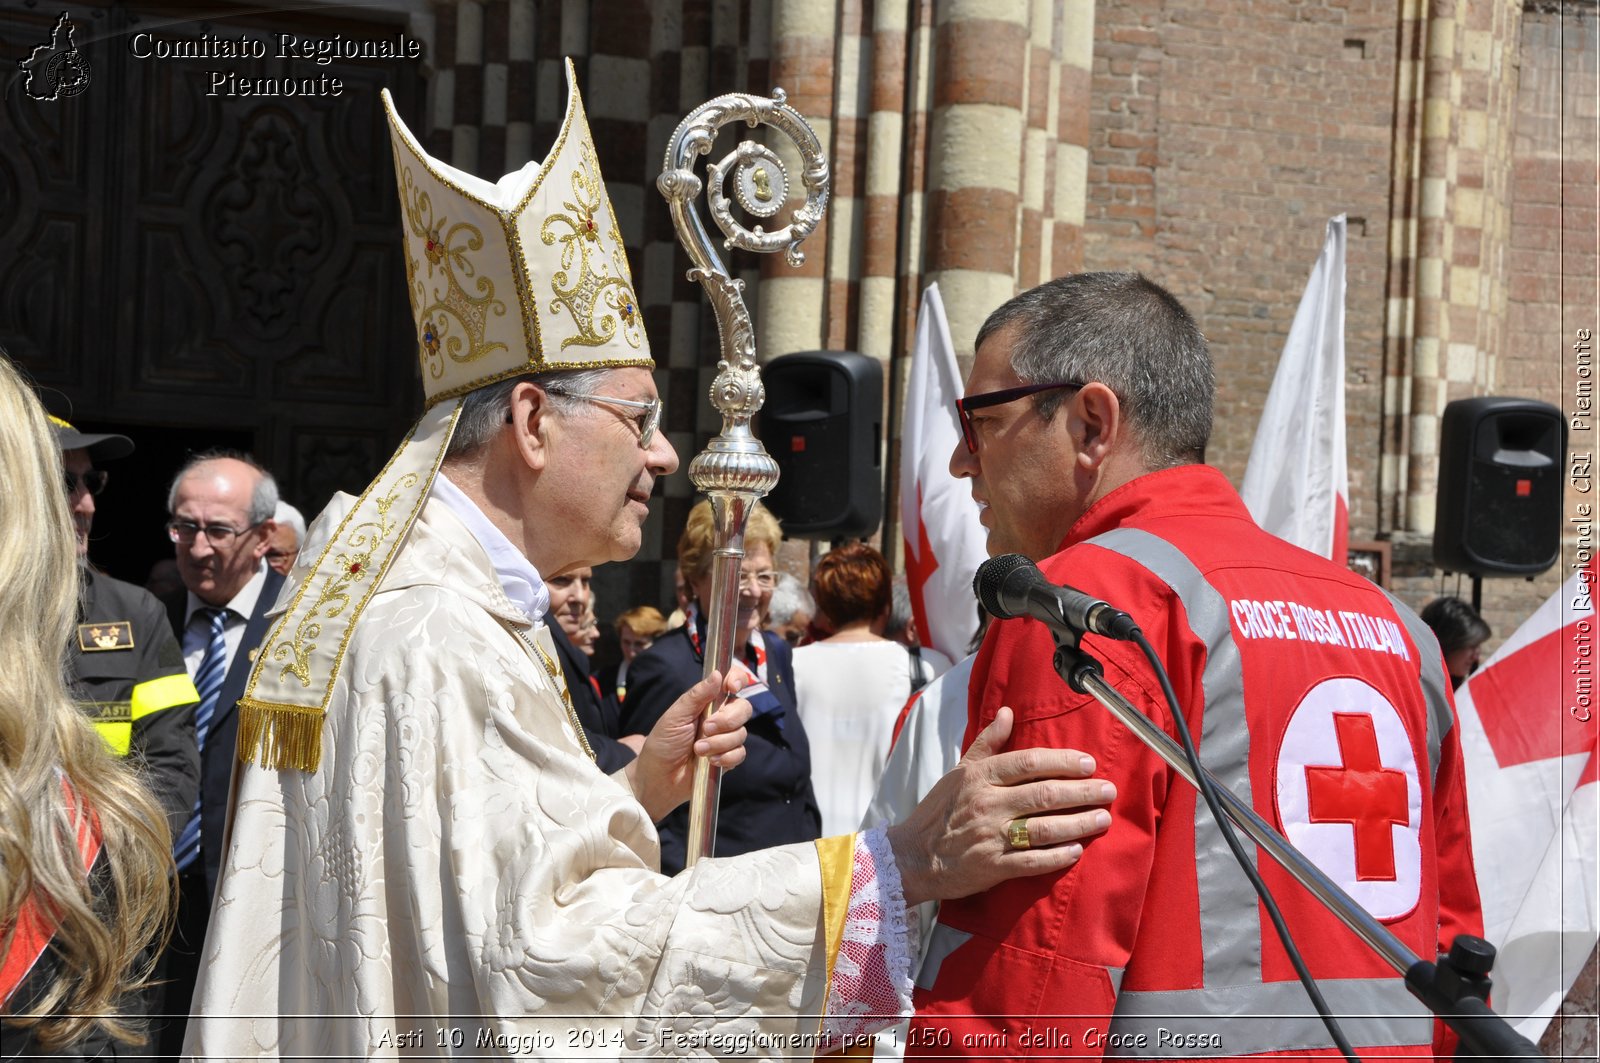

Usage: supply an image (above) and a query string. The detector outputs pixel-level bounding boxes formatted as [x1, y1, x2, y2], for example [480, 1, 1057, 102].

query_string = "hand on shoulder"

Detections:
[886, 707, 1115, 906]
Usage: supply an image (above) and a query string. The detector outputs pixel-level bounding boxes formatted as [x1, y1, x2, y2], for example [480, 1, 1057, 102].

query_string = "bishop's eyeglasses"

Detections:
[545, 389, 663, 449]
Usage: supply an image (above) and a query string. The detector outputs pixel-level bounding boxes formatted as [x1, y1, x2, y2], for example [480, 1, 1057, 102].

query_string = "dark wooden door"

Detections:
[1, 2, 423, 584]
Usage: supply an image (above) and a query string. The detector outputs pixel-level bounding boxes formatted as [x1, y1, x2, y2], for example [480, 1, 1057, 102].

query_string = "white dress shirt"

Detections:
[181, 564, 269, 680]
[430, 472, 550, 623]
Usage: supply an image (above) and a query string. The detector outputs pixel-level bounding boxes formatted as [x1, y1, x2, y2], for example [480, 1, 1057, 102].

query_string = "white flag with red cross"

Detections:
[1456, 559, 1599, 1040]
[900, 283, 987, 663]
[1241, 215, 1350, 562]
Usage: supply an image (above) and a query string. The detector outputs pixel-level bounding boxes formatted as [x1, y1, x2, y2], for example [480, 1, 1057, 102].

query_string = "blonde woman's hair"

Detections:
[0, 354, 175, 1049]
[677, 499, 783, 586]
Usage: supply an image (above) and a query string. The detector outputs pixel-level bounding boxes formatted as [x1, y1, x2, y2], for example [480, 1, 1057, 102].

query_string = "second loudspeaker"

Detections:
[760, 350, 883, 538]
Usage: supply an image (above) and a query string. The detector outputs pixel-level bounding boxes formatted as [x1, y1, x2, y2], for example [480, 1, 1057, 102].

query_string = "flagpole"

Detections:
[658, 89, 829, 865]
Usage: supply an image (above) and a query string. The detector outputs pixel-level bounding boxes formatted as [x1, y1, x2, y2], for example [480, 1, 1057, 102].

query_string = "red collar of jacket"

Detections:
[1056, 463, 1252, 554]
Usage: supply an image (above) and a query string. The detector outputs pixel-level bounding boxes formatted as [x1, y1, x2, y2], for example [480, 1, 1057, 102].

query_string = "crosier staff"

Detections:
[658, 88, 829, 865]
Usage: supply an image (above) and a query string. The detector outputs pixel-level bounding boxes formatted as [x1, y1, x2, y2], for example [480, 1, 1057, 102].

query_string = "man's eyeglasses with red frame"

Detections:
[954, 381, 1086, 453]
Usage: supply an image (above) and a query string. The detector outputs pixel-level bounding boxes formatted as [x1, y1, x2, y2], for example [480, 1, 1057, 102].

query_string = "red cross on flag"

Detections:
[1456, 558, 1599, 1040]
[900, 283, 986, 663]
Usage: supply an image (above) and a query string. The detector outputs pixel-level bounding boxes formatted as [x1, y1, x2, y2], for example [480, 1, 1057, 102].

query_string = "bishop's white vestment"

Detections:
[183, 498, 881, 1059]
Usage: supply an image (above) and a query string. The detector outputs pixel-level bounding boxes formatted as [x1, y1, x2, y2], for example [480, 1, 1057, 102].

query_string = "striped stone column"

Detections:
[1389, 0, 1524, 535]
[759, 0, 834, 360]
[924, 0, 1030, 359]
[1379, 0, 1429, 535]
[682, 0, 724, 453]
[1054, 0, 1093, 276]
[450, 0, 485, 171]
[1016, 0, 1054, 287]
[858, 0, 909, 364]
[648, 0, 699, 545]
[528, 1, 574, 141]
[428, 1, 457, 160]
[863, 0, 917, 557]
[1462, 0, 1522, 397]
[641, 0, 685, 402]
[583, 2, 653, 262]
[479, 0, 509, 177]
[504, 0, 537, 167]
[895, 0, 937, 353]
[822, 0, 867, 352]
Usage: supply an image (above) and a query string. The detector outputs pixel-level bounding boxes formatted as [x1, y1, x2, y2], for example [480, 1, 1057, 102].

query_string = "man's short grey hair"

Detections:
[885, 576, 914, 641]
[974, 271, 1214, 468]
[446, 368, 617, 458]
[274, 500, 307, 545]
[767, 573, 814, 628]
[167, 449, 279, 525]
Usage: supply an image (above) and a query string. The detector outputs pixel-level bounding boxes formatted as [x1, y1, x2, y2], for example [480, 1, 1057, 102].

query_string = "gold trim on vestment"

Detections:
[814, 833, 857, 1037]
[236, 401, 461, 773]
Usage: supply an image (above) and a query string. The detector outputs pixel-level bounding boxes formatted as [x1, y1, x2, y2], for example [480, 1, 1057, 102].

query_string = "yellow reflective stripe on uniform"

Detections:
[92, 719, 133, 757]
[130, 672, 200, 720]
[79, 700, 133, 757]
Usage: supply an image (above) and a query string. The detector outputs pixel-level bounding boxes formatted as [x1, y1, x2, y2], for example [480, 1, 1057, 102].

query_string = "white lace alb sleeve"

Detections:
[820, 826, 922, 1046]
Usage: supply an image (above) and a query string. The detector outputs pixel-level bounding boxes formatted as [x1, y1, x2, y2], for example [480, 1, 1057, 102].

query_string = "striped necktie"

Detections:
[174, 606, 229, 872]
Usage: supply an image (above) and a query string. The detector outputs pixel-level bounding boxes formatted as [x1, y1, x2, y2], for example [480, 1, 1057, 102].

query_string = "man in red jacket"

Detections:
[909, 272, 1483, 1060]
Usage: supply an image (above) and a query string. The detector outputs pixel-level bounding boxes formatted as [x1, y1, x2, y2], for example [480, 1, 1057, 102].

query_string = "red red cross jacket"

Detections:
[910, 465, 1484, 1061]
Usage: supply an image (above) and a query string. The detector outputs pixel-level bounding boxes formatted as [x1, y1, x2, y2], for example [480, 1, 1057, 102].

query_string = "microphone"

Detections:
[974, 553, 1141, 641]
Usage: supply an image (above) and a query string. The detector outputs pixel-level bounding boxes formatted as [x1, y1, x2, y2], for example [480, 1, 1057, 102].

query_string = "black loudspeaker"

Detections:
[1432, 397, 1566, 576]
[761, 351, 883, 538]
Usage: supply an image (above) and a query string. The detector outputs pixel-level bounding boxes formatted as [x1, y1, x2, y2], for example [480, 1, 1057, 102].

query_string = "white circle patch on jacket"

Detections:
[1274, 676, 1424, 921]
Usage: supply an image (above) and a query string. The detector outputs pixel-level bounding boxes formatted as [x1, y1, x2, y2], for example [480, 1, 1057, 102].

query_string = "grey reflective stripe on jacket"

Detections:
[1106, 979, 1431, 1057]
[1086, 528, 1433, 1055]
[1384, 588, 1452, 786]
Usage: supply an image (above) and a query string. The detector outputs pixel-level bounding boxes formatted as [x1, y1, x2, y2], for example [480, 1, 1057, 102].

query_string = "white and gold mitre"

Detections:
[390, 60, 652, 399]
[236, 60, 647, 773]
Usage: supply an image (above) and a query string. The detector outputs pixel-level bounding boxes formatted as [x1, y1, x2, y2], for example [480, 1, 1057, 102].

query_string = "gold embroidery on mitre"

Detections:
[270, 470, 421, 687]
[398, 167, 509, 379]
[540, 137, 643, 352]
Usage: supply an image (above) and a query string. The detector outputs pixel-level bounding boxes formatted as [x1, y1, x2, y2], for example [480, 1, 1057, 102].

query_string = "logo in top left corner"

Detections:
[18, 12, 91, 101]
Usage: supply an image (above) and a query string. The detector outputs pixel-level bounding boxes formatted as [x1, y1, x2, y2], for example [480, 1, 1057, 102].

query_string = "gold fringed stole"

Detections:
[233, 401, 462, 777]
[236, 700, 327, 773]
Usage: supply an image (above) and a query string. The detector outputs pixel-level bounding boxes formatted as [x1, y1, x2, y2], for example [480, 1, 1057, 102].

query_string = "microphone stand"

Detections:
[1047, 630, 1543, 1061]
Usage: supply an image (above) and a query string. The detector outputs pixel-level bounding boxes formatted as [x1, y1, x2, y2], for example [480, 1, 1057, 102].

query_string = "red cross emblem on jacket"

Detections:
[1306, 711, 1412, 880]
[1275, 676, 1424, 920]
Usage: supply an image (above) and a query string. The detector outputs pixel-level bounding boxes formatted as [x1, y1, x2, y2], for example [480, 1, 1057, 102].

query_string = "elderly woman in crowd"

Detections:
[765, 573, 815, 646]
[793, 542, 942, 836]
[0, 354, 175, 1058]
[620, 500, 820, 874]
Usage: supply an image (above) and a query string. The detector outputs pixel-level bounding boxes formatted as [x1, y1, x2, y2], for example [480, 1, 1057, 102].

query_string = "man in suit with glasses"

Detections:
[154, 450, 286, 1060]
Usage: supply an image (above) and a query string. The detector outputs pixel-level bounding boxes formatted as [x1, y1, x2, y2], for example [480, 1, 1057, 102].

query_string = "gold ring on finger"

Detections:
[1006, 817, 1032, 850]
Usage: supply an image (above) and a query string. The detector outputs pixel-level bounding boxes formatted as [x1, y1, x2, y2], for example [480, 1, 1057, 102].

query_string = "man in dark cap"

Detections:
[53, 415, 200, 837]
